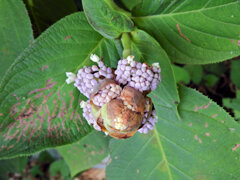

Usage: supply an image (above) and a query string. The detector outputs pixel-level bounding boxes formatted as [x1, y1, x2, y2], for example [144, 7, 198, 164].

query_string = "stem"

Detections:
[121, 33, 132, 58]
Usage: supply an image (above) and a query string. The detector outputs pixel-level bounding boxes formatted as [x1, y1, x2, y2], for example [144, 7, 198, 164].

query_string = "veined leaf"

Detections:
[133, 0, 240, 64]
[184, 65, 203, 84]
[107, 85, 240, 180]
[82, 0, 134, 39]
[57, 131, 110, 177]
[120, 0, 141, 11]
[0, 0, 33, 80]
[0, 12, 120, 159]
[130, 29, 180, 120]
[0, 156, 28, 180]
[231, 59, 240, 88]
[172, 64, 190, 84]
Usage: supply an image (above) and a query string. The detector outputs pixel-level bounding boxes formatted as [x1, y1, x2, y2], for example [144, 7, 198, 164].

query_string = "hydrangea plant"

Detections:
[0, 0, 240, 179]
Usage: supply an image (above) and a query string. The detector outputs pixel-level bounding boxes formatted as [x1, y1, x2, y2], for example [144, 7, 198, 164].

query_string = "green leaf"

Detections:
[203, 63, 227, 77]
[133, 0, 240, 64]
[0, 156, 28, 180]
[82, 0, 134, 39]
[57, 131, 110, 177]
[0, 12, 120, 159]
[129, 29, 180, 116]
[23, 0, 77, 34]
[49, 159, 71, 178]
[132, 0, 171, 16]
[107, 85, 240, 180]
[184, 65, 203, 84]
[223, 98, 240, 119]
[30, 165, 44, 177]
[172, 64, 190, 84]
[0, 0, 33, 80]
[203, 74, 219, 87]
[120, 0, 141, 11]
[231, 60, 240, 88]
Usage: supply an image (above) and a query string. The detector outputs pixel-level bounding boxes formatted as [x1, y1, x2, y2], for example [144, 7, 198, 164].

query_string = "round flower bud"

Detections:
[101, 99, 143, 139]
[120, 86, 145, 114]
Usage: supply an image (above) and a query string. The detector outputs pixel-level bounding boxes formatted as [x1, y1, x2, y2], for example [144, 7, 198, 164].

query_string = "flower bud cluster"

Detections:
[80, 100, 101, 131]
[91, 82, 122, 107]
[115, 57, 161, 92]
[74, 62, 114, 98]
[68, 54, 161, 139]
[138, 110, 157, 134]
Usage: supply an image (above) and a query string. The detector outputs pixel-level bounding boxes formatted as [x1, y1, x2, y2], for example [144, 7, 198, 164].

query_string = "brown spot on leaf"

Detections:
[12, 94, 20, 100]
[194, 134, 198, 140]
[205, 123, 208, 128]
[194, 102, 211, 112]
[211, 114, 218, 118]
[232, 144, 240, 151]
[176, 24, 191, 43]
[65, 35, 71, 40]
[41, 65, 48, 71]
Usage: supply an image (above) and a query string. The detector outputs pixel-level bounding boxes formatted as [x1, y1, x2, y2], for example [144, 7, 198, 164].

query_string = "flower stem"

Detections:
[121, 33, 131, 58]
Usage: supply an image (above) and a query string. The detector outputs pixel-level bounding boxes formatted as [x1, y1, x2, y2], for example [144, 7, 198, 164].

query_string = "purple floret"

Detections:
[92, 83, 122, 107]
[115, 58, 161, 92]
[138, 110, 157, 134]
[74, 61, 114, 98]
[82, 100, 101, 131]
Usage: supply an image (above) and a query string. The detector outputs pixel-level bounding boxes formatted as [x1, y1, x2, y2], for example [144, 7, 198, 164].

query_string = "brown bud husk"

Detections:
[120, 86, 145, 114]
[98, 86, 146, 139]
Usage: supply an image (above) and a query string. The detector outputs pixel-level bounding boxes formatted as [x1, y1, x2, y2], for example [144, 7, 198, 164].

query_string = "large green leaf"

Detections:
[130, 29, 180, 120]
[119, 0, 141, 11]
[107, 85, 240, 179]
[0, 0, 33, 80]
[0, 12, 120, 159]
[184, 65, 203, 84]
[133, 0, 240, 64]
[82, 0, 134, 39]
[231, 59, 240, 88]
[57, 131, 110, 177]
[23, 0, 77, 34]
[0, 156, 28, 180]
[172, 64, 190, 84]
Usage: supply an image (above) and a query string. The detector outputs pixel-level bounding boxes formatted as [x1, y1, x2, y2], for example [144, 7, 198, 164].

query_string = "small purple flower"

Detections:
[74, 55, 114, 98]
[115, 56, 161, 92]
[80, 100, 101, 131]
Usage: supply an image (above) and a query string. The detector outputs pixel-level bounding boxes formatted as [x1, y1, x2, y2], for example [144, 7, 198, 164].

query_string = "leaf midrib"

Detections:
[153, 128, 173, 180]
[133, 1, 238, 19]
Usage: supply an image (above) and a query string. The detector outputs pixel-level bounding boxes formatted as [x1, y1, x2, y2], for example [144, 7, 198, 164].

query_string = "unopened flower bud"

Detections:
[101, 99, 143, 139]
[66, 72, 76, 84]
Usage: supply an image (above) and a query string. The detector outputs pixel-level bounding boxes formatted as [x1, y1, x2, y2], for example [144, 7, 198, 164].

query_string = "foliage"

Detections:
[0, 0, 33, 80]
[0, 0, 240, 179]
